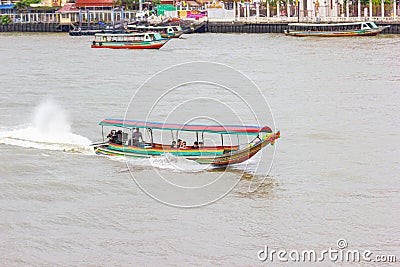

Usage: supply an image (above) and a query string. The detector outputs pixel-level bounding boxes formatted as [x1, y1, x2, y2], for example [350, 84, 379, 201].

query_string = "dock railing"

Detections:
[3, 10, 138, 24]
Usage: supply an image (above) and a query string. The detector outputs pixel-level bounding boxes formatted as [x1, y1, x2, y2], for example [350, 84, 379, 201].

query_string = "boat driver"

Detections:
[107, 130, 117, 143]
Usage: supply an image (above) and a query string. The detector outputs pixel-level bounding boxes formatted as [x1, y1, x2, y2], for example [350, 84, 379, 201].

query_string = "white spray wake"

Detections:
[0, 99, 93, 154]
[150, 153, 211, 172]
[113, 153, 211, 173]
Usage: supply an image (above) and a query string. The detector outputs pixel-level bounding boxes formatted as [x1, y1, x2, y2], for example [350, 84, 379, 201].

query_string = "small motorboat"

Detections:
[91, 32, 169, 49]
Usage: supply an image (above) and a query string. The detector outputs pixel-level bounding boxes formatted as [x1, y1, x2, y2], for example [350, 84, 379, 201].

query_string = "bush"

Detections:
[1, 15, 12, 25]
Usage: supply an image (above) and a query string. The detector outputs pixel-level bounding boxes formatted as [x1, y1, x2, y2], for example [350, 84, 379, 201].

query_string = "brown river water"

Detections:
[0, 32, 399, 265]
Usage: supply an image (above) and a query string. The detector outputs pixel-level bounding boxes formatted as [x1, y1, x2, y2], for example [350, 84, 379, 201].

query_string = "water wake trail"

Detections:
[0, 99, 93, 154]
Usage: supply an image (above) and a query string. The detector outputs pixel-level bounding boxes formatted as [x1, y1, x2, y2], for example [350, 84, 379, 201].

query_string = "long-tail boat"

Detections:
[93, 118, 280, 166]
[91, 32, 169, 49]
[284, 21, 389, 37]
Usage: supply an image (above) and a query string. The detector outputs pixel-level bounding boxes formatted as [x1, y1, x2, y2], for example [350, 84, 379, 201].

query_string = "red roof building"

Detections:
[160, 0, 174, 5]
[56, 3, 79, 12]
[75, 0, 114, 8]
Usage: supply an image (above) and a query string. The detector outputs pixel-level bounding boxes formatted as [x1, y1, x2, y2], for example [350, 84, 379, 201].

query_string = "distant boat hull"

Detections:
[285, 21, 389, 37]
[284, 30, 382, 37]
[160, 32, 183, 38]
[91, 40, 168, 49]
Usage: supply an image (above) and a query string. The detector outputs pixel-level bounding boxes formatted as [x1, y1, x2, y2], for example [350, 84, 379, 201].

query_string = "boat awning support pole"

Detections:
[196, 132, 199, 142]
[149, 128, 153, 146]
[202, 132, 204, 145]
[102, 125, 104, 142]
[221, 134, 224, 147]
[79, 9, 82, 29]
[237, 134, 239, 149]
[171, 130, 174, 141]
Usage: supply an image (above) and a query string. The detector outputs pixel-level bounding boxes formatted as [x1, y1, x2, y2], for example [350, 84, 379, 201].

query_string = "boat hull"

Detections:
[94, 132, 280, 166]
[91, 39, 168, 49]
[160, 32, 184, 39]
[284, 26, 388, 37]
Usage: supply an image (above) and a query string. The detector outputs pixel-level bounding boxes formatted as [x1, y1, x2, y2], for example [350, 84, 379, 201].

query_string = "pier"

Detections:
[203, 21, 400, 34]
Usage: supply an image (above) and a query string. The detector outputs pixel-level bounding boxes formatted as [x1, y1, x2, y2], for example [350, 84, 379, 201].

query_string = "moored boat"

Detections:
[91, 32, 169, 49]
[126, 25, 184, 38]
[284, 21, 389, 37]
[93, 118, 280, 166]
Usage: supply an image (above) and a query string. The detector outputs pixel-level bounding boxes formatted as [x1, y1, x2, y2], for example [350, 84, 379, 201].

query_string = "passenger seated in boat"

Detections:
[198, 142, 204, 148]
[122, 132, 128, 145]
[171, 140, 177, 148]
[191, 141, 199, 149]
[177, 139, 182, 148]
[180, 141, 187, 149]
[132, 128, 144, 147]
[116, 130, 123, 144]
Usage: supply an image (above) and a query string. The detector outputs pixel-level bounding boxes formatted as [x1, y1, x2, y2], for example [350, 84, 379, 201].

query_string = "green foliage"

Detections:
[15, 0, 41, 10]
[360, 0, 392, 4]
[1, 15, 12, 25]
[265, 0, 277, 7]
[113, 0, 139, 10]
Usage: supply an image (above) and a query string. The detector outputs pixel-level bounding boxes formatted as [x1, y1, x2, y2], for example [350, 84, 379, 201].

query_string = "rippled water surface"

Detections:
[0, 32, 399, 265]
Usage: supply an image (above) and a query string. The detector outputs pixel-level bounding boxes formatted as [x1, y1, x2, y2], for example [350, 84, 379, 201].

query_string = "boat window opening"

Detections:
[370, 22, 378, 28]
[154, 33, 162, 40]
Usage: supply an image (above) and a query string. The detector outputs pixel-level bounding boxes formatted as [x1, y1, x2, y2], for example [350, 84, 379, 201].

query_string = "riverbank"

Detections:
[1, 21, 399, 34]
[0, 22, 69, 32]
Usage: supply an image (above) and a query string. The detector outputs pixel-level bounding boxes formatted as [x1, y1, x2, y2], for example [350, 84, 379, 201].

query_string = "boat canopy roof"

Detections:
[99, 118, 272, 135]
[94, 32, 158, 37]
[288, 22, 373, 26]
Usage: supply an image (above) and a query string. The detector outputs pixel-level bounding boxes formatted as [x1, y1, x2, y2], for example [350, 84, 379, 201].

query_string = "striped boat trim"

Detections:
[94, 132, 280, 165]
[108, 143, 223, 156]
